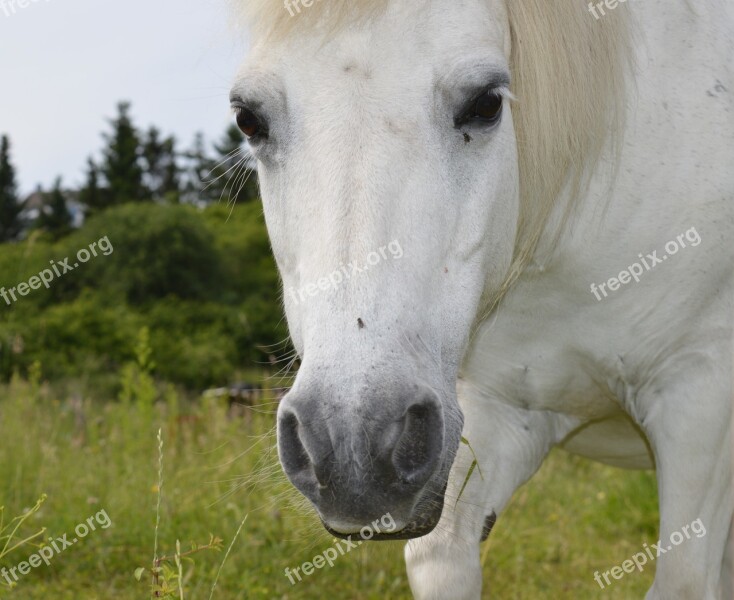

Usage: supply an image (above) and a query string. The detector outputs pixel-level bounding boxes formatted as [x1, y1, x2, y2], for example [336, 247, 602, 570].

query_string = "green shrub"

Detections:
[0, 202, 289, 389]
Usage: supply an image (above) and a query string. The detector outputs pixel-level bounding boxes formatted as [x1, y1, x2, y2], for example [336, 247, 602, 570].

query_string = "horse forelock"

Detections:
[229, 0, 391, 40]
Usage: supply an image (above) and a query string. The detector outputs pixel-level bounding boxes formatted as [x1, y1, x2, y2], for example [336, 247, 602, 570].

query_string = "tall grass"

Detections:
[0, 371, 658, 599]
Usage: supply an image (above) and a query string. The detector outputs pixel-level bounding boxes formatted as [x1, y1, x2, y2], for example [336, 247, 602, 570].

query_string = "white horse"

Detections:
[230, 0, 733, 597]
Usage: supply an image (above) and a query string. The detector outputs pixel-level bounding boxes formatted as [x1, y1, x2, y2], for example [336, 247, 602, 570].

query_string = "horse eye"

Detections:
[234, 106, 266, 139]
[455, 89, 504, 128]
[473, 91, 503, 121]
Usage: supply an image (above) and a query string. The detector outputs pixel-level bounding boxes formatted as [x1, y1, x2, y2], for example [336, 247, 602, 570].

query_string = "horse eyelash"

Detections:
[496, 86, 517, 102]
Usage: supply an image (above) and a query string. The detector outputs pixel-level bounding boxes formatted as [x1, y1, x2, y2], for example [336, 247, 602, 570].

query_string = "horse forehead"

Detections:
[270, 0, 505, 76]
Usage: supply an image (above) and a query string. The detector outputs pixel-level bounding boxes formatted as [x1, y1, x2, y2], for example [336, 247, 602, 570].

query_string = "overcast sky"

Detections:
[0, 0, 250, 195]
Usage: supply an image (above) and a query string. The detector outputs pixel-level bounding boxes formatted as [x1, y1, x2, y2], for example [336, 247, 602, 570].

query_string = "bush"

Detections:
[0, 293, 141, 381]
[53, 204, 225, 305]
[0, 202, 289, 389]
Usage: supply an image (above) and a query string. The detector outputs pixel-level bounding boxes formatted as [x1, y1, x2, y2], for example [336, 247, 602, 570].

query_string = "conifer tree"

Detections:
[38, 177, 71, 237]
[0, 134, 21, 242]
[101, 102, 145, 204]
[182, 132, 213, 204]
[142, 127, 180, 202]
[79, 157, 110, 213]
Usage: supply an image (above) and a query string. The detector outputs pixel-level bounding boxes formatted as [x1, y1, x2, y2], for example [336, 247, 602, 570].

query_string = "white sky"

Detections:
[0, 0, 249, 194]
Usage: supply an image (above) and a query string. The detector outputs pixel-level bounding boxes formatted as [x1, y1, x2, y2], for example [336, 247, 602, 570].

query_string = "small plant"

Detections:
[27, 360, 42, 402]
[135, 428, 246, 599]
[134, 535, 224, 599]
[119, 327, 157, 411]
[456, 436, 485, 507]
[0, 495, 48, 591]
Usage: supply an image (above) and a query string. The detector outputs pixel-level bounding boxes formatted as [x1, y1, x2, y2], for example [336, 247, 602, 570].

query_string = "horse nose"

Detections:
[390, 397, 444, 485]
[277, 387, 445, 520]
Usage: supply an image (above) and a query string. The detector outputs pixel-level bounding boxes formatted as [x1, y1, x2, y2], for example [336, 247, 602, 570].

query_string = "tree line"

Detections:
[0, 101, 258, 242]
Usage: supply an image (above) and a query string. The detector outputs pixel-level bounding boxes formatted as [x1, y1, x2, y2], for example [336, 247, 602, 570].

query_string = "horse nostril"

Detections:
[278, 405, 337, 496]
[391, 399, 444, 485]
[278, 410, 313, 478]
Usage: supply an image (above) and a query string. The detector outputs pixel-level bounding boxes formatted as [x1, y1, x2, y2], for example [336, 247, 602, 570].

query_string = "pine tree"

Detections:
[142, 127, 180, 203]
[0, 135, 21, 242]
[181, 132, 213, 205]
[159, 136, 181, 203]
[79, 157, 110, 213]
[38, 177, 71, 237]
[101, 102, 145, 204]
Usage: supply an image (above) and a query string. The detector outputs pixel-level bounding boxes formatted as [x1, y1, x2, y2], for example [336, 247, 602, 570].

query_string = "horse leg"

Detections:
[641, 365, 732, 600]
[405, 380, 577, 600]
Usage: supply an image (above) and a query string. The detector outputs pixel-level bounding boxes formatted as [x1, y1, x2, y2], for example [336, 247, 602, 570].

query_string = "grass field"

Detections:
[0, 373, 659, 599]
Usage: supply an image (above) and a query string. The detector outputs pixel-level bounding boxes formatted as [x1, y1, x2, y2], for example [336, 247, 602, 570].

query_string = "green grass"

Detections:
[0, 375, 658, 599]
